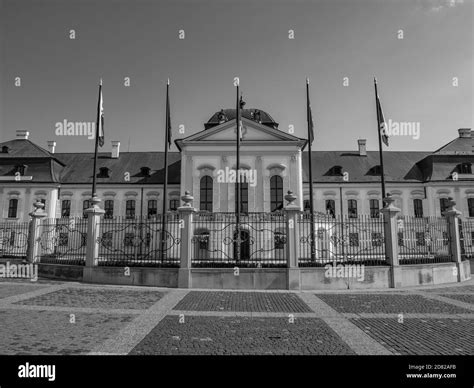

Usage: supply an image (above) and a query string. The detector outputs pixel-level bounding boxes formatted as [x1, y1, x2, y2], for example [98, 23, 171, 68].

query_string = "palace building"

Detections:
[0, 109, 473, 222]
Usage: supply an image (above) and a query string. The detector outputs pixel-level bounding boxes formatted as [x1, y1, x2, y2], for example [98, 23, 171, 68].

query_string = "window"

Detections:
[439, 198, 450, 216]
[200, 176, 213, 212]
[369, 199, 380, 218]
[348, 199, 358, 218]
[147, 200, 157, 218]
[235, 179, 248, 213]
[413, 199, 423, 218]
[104, 200, 114, 219]
[15, 165, 27, 176]
[270, 176, 283, 212]
[82, 200, 90, 218]
[126, 200, 135, 219]
[459, 163, 472, 174]
[39, 198, 46, 208]
[61, 200, 71, 218]
[169, 199, 179, 211]
[98, 167, 110, 178]
[468, 198, 474, 217]
[326, 200, 335, 217]
[8, 199, 18, 218]
[329, 166, 343, 176]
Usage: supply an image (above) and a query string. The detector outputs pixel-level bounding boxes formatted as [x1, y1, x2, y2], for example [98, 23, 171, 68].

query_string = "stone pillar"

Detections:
[27, 202, 47, 263]
[84, 197, 105, 268]
[444, 198, 468, 282]
[380, 193, 402, 288]
[284, 190, 301, 290]
[178, 191, 196, 288]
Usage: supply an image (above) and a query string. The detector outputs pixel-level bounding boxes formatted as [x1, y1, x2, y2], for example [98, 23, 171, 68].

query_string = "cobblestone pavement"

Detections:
[0, 279, 472, 355]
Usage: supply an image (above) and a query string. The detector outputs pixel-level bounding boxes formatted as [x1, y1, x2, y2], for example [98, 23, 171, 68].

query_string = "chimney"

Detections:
[458, 128, 471, 138]
[111, 141, 120, 158]
[16, 130, 29, 140]
[357, 139, 367, 156]
[47, 141, 56, 154]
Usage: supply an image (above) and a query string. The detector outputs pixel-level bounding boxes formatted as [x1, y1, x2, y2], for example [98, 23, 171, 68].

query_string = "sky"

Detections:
[0, 0, 472, 154]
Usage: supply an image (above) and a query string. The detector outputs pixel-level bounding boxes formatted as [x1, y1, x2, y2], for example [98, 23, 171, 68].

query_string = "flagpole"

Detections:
[161, 79, 170, 262]
[91, 79, 102, 200]
[374, 78, 387, 203]
[306, 79, 316, 261]
[235, 83, 241, 263]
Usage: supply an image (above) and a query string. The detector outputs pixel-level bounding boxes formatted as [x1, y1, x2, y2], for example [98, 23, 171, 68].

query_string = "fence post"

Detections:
[178, 191, 196, 288]
[380, 193, 402, 288]
[84, 197, 105, 272]
[27, 201, 47, 263]
[284, 191, 301, 290]
[444, 198, 468, 282]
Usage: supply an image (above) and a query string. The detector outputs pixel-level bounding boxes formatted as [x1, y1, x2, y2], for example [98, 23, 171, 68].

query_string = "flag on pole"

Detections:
[375, 81, 389, 147]
[96, 80, 105, 147]
[306, 78, 314, 144]
[238, 95, 244, 140]
[166, 79, 172, 149]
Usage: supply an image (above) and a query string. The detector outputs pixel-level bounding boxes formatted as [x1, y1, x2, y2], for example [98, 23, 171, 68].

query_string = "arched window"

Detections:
[82, 200, 90, 219]
[270, 176, 283, 212]
[200, 176, 213, 212]
[8, 199, 18, 218]
[126, 200, 135, 219]
[348, 199, 358, 218]
[369, 199, 380, 218]
[147, 199, 157, 218]
[413, 199, 423, 218]
[104, 200, 114, 219]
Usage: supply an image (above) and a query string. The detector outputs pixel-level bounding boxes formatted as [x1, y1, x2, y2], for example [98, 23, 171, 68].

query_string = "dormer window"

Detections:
[98, 167, 110, 178]
[458, 163, 472, 174]
[329, 166, 343, 176]
[2, 146, 9, 153]
[140, 167, 151, 177]
[15, 165, 27, 175]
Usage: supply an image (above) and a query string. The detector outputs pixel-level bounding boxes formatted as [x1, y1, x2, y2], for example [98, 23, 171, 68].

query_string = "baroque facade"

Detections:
[0, 109, 473, 221]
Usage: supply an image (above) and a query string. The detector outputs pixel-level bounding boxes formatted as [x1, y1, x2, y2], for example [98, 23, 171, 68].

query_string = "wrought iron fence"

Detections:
[460, 219, 474, 260]
[298, 214, 387, 267]
[36, 217, 87, 265]
[0, 222, 29, 259]
[97, 214, 181, 267]
[396, 216, 451, 264]
[191, 211, 287, 268]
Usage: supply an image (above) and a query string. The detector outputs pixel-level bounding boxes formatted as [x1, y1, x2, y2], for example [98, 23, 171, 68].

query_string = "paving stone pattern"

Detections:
[130, 316, 355, 355]
[0, 309, 134, 355]
[316, 294, 472, 314]
[349, 318, 474, 355]
[15, 288, 165, 309]
[173, 291, 312, 312]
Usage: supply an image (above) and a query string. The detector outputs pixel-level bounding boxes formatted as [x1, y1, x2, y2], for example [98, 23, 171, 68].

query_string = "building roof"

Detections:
[0, 139, 64, 183]
[433, 129, 473, 154]
[54, 152, 181, 184]
[302, 151, 430, 184]
[205, 108, 279, 130]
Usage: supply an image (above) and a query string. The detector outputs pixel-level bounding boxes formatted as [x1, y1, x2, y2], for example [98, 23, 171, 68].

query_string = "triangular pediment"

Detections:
[176, 118, 305, 145]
